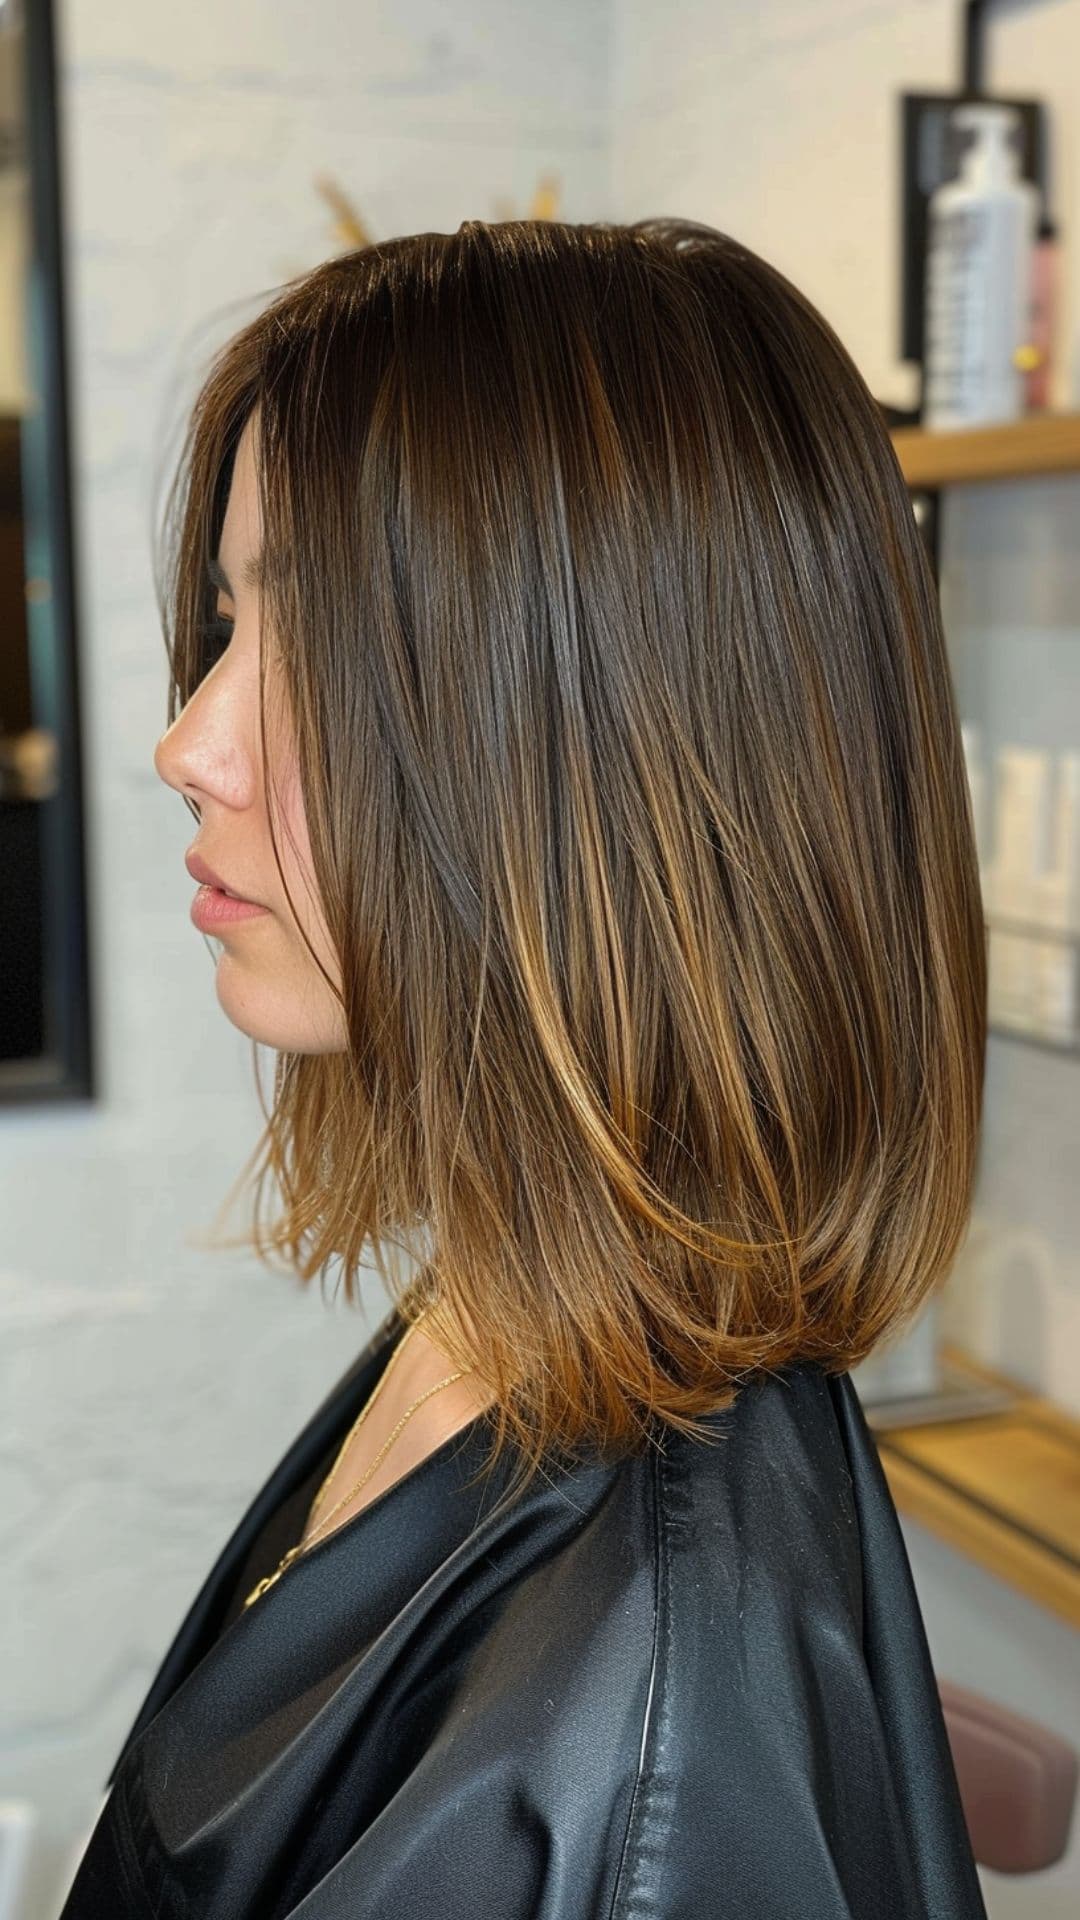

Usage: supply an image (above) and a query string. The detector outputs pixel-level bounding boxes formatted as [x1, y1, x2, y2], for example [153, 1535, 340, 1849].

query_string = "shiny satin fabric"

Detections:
[59, 1308, 987, 1919]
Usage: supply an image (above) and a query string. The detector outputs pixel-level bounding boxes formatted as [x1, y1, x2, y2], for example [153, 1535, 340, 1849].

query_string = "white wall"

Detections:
[3, 2, 1078, 1914]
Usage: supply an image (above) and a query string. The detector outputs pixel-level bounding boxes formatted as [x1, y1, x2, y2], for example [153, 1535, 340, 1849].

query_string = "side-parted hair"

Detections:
[158, 217, 986, 1508]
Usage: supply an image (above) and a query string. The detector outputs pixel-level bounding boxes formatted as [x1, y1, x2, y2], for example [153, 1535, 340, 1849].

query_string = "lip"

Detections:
[190, 885, 269, 932]
[185, 849, 262, 906]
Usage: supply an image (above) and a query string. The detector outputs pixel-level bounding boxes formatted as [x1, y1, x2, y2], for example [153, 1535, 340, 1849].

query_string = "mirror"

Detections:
[0, 0, 93, 1102]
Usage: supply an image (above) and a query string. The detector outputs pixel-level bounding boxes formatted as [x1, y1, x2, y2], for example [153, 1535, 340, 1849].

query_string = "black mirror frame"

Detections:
[1, 0, 95, 1106]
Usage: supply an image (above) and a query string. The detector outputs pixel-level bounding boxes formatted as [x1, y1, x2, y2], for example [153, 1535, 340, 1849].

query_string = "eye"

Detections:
[205, 612, 235, 662]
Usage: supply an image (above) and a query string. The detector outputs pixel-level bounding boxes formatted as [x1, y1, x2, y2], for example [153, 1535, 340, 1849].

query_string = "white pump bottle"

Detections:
[923, 102, 1040, 427]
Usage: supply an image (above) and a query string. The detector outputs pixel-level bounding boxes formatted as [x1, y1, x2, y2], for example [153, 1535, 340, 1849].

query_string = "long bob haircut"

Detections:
[158, 217, 986, 1509]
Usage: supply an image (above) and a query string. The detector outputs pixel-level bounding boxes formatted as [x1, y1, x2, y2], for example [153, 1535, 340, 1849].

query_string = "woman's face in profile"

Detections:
[154, 411, 348, 1055]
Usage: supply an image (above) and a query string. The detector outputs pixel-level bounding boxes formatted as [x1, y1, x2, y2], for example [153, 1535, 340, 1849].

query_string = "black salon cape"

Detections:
[59, 1307, 987, 1920]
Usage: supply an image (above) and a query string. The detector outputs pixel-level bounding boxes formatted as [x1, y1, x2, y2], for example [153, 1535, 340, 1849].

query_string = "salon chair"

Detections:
[939, 1678, 1078, 1875]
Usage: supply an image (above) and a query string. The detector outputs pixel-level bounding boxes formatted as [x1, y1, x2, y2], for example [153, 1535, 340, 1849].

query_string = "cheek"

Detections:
[271, 766, 335, 953]
[262, 696, 337, 965]
[264, 718, 314, 878]
[277, 778, 317, 898]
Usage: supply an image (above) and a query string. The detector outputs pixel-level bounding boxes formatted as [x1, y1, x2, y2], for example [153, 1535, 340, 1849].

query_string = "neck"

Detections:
[406, 1296, 496, 1405]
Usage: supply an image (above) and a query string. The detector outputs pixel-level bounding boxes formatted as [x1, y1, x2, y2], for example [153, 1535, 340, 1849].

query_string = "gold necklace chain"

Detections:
[243, 1309, 468, 1610]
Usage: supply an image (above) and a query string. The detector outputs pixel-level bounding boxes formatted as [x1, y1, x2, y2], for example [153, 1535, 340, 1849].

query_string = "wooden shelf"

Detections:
[889, 412, 1080, 490]
[875, 1344, 1080, 1631]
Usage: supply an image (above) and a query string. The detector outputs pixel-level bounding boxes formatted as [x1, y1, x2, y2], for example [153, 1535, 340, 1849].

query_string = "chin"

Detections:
[213, 964, 347, 1054]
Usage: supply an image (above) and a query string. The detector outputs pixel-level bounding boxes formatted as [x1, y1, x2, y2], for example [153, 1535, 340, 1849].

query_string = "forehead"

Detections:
[213, 409, 294, 601]
[218, 413, 262, 557]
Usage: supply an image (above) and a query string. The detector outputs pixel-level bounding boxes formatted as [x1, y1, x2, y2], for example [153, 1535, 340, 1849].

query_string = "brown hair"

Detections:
[157, 217, 986, 1508]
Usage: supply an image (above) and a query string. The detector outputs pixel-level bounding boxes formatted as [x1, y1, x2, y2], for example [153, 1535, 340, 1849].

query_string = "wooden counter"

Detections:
[890, 411, 1080, 489]
[873, 1345, 1080, 1630]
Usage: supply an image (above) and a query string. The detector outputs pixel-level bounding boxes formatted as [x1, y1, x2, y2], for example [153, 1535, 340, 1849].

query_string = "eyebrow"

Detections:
[209, 550, 267, 596]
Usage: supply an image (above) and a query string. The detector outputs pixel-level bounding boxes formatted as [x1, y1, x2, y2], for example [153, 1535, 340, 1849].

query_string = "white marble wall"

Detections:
[4, 2, 1080, 1914]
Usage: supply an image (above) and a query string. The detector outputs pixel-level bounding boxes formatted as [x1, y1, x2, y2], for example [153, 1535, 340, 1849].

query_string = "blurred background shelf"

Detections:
[874, 1345, 1080, 1631]
[890, 411, 1080, 489]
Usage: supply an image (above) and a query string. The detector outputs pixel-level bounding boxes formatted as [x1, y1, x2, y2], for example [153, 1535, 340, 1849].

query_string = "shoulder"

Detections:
[521, 1362, 867, 1639]
[655, 1361, 866, 1603]
[454, 1359, 870, 1750]
[602, 1362, 985, 1918]
[267, 1361, 983, 1919]
[408, 1363, 877, 1909]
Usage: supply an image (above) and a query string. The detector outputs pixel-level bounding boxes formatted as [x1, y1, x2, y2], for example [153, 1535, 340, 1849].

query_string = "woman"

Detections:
[60, 217, 988, 1918]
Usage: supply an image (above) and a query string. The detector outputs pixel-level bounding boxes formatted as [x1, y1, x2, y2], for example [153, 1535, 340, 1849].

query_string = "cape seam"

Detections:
[606, 1438, 667, 1920]
[110, 1755, 183, 1918]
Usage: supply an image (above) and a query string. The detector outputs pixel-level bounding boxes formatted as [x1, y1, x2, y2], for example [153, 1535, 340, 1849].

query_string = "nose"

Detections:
[154, 651, 219, 790]
[153, 714, 186, 797]
[153, 722, 176, 789]
[153, 708, 209, 803]
[153, 691, 256, 815]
